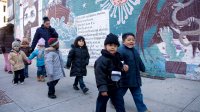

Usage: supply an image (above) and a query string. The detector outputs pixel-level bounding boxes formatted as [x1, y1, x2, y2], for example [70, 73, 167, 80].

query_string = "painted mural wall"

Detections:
[13, 0, 200, 80]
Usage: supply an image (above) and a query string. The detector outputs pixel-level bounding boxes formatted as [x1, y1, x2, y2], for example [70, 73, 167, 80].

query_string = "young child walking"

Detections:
[20, 38, 32, 78]
[66, 36, 90, 94]
[94, 33, 128, 112]
[118, 33, 150, 112]
[29, 38, 46, 82]
[8, 40, 30, 85]
[45, 38, 65, 99]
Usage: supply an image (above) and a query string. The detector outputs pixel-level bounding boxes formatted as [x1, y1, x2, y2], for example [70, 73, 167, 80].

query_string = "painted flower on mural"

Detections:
[96, 0, 140, 24]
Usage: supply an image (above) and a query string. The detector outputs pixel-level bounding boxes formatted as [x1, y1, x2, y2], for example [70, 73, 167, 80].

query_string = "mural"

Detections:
[13, 0, 200, 80]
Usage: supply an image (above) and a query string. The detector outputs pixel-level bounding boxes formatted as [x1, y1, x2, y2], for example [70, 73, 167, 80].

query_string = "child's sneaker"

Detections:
[14, 83, 18, 86]
[73, 85, 80, 90]
[82, 87, 89, 94]
[40, 76, 45, 82]
[37, 76, 41, 82]
[20, 82, 24, 85]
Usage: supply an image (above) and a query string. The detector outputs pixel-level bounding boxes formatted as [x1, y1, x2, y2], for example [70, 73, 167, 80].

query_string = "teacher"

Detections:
[31, 16, 58, 50]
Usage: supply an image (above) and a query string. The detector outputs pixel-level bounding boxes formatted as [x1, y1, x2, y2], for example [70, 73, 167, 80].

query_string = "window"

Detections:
[3, 5, 6, 12]
[4, 16, 6, 23]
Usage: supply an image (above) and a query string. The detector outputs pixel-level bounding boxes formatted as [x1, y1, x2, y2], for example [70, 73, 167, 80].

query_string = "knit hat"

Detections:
[48, 38, 59, 47]
[12, 41, 20, 48]
[104, 33, 120, 46]
[37, 38, 45, 46]
[43, 16, 50, 23]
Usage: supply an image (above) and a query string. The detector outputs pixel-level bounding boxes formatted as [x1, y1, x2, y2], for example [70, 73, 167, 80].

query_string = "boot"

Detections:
[37, 76, 41, 82]
[40, 76, 45, 82]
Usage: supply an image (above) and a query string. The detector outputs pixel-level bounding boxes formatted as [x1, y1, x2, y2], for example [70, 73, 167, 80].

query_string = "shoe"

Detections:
[20, 82, 24, 85]
[4, 69, 8, 72]
[8, 71, 13, 74]
[40, 76, 45, 82]
[73, 85, 80, 90]
[48, 94, 57, 99]
[14, 83, 17, 86]
[25, 76, 29, 78]
[37, 76, 41, 82]
[82, 87, 89, 94]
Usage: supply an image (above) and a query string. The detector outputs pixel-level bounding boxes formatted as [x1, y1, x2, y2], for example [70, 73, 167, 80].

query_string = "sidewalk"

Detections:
[0, 54, 200, 112]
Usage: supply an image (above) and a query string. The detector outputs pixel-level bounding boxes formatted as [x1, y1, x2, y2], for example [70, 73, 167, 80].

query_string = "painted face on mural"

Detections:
[44, 21, 50, 28]
[105, 44, 118, 54]
[123, 35, 135, 48]
[78, 40, 85, 47]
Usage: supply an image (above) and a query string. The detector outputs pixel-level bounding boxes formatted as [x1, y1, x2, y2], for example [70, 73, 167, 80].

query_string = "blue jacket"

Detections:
[118, 44, 145, 87]
[28, 49, 45, 67]
[31, 25, 58, 50]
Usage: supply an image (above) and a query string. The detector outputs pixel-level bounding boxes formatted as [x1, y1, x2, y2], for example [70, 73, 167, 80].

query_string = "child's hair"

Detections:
[122, 33, 135, 42]
[21, 38, 30, 45]
[74, 36, 86, 47]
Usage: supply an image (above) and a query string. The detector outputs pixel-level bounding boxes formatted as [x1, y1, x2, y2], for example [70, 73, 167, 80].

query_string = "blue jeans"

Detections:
[73, 76, 86, 89]
[24, 64, 29, 77]
[37, 65, 46, 77]
[119, 87, 147, 112]
[96, 87, 125, 112]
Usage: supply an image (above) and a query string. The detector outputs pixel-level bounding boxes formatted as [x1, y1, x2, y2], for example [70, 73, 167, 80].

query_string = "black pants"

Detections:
[47, 79, 59, 95]
[14, 69, 25, 84]
[96, 88, 125, 112]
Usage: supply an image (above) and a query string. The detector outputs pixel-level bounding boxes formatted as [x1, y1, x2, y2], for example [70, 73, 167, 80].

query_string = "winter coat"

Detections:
[45, 47, 65, 81]
[8, 50, 28, 71]
[28, 47, 45, 67]
[66, 45, 90, 77]
[31, 25, 58, 50]
[94, 49, 123, 92]
[118, 44, 145, 87]
[0, 27, 14, 53]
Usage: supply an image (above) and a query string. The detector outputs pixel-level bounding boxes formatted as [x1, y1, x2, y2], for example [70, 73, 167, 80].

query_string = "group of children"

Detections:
[7, 32, 150, 112]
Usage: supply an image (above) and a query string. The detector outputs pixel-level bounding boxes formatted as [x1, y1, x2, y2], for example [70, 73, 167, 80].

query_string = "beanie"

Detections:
[104, 33, 120, 46]
[38, 38, 45, 46]
[43, 16, 50, 23]
[48, 38, 59, 47]
[12, 41, 20, 48]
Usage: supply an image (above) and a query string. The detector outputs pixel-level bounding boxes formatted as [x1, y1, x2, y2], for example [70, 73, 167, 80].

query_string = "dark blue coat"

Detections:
[118, 45, 145, 87]
[31, 25, 58, 50]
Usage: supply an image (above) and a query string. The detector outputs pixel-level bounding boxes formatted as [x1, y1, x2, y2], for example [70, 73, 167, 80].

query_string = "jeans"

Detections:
[47, 79, 59, 95]
[24, 64, 29, 77]
[119, 87, 147, 112]
[14, 69, 25, 84]
[96, 88, 125, 112]
[37, 65, 46, 77]
[73, 76, 86, 89]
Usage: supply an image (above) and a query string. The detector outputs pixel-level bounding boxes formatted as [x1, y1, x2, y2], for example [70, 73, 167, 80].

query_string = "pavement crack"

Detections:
[180, 94, 200, 112]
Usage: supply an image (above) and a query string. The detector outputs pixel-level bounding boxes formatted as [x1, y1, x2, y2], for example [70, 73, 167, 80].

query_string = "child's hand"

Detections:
[123, 64, 129, 72]
[101, 92, 108, 96]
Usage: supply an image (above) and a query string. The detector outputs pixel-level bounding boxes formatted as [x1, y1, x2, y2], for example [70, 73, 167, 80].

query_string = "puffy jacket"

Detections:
[28, 47, 45, 67]
[0, 27, 14, 53]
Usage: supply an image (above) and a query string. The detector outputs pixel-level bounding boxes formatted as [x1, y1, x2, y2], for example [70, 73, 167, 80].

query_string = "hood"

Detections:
[45, 47, 56, 54]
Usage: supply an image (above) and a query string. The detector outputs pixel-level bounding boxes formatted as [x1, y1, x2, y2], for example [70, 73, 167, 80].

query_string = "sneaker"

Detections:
[73, 85, 80, 90]
[8, 71, 13, 74]
[20, 82, 24, 85]
[82, 87, 89, 94]
[48, 94, 57, 99]
[14, 83, 17, 86]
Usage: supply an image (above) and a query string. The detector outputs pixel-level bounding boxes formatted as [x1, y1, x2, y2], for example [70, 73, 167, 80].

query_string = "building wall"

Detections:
[0, 0, 7, 28]
[12, 0, 200, 80]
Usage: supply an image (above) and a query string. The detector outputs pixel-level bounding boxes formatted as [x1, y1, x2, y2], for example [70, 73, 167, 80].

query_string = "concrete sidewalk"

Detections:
[0, 55, 200, 112]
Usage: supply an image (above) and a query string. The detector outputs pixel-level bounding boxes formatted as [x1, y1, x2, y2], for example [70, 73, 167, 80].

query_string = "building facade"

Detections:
[0, 0, 7, 28]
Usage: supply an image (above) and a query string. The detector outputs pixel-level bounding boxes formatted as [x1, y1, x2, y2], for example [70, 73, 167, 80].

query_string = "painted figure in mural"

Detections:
[0, 24, 15, 74]
[20, 38, 32, 78]
[8, 41, 31, 85]
[29, 38, 46, 82]
[135, 0, 200, 78]
[45, 38, 66, 99]
[31, 16, 58, 51]
[66, 36, 90, 94]
[94, 33, 128, 112]
[118, 33, 150, 112]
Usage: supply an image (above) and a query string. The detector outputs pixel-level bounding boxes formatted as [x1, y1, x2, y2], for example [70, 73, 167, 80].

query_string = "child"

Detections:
[20, 38, 32, 78]
[66, 36, 90, 94]
[118, 33, 150, 112]
[45, 38, 65, 99]
[29, 38, 46, 82]
[94, 33, 128, 112]
[8, 40, 30, 85]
